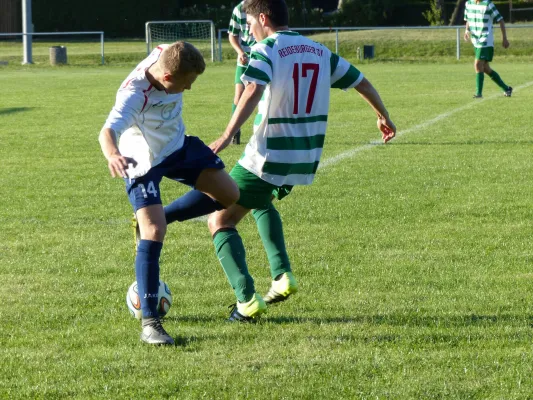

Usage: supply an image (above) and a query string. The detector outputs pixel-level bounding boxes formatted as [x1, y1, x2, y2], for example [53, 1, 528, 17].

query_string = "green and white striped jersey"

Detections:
[464, 0, 503, 48]
[239, 31, 364, 187]
[228, 1, 255, 54]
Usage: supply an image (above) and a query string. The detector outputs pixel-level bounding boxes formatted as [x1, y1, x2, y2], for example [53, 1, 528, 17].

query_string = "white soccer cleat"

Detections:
[140, 317, 174, 345]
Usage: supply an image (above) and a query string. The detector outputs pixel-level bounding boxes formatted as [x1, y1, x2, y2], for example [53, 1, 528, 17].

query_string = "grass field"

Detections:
[1, 57, 532, 398]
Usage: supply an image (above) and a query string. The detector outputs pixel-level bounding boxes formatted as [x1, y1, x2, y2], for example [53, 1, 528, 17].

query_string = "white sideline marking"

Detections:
[319, 80, 533, 170]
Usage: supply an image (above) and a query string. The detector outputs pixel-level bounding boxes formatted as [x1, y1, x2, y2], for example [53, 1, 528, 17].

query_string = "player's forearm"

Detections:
[229, 35, 244, 55]
[224, 83, 264, 138]
[210, 83, 264, 153]
[354, 78, 390, 119]
[99, 128, 121, 160]
[499, 20, 507, 39]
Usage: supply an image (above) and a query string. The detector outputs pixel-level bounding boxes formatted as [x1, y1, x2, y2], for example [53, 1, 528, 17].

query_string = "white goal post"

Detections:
[145, 20, 216, 62]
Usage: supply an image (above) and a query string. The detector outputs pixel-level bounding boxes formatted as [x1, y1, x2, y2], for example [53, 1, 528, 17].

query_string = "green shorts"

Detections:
[234, 63, 248, 85]
[230, 163, 293, 209]
[475, 46, 494, 62]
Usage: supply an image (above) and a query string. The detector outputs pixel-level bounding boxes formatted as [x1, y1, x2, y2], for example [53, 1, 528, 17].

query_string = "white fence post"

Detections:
[101, 32, 105, 65]
[22, 0, 33, 64]
[218, 29, 223, 62]
[456, 27, 460, 60]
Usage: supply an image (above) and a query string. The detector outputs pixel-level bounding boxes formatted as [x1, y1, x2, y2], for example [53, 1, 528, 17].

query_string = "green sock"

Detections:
[476, 72, 484, 96]
[252, 204, 291, 279]
[488, 70, 508, 91]
[213, 229, 255, 303]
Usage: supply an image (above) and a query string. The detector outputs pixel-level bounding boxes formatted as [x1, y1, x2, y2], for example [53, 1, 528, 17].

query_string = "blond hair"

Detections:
[160, 41, 206, 76]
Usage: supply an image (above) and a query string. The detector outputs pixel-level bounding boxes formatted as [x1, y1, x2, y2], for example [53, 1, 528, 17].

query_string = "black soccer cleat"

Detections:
[504, 86, 513, 97]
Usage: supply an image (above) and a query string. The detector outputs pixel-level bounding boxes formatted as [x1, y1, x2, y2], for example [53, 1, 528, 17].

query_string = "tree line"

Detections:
[27, 0, 516, 37]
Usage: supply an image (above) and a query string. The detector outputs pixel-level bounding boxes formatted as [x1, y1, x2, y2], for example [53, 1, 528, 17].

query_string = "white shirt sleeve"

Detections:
[103, 89, 145, 138]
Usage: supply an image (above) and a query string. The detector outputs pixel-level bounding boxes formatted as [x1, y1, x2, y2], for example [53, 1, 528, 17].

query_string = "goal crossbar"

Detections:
[145, 20, 216, 62]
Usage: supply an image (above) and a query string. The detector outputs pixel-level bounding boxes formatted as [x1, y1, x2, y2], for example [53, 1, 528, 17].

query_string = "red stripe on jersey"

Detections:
[122, 77, 134, 88]
[141, 84, 153, 112]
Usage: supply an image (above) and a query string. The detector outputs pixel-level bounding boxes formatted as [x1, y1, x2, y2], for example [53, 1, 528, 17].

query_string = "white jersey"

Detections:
[239, 31, 364, 186]
[103, 45, 186, 178]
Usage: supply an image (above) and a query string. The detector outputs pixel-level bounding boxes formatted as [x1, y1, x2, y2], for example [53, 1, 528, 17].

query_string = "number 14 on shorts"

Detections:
[138, 181, 158, 198]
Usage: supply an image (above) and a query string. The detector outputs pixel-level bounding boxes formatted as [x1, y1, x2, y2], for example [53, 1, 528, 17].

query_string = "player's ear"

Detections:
[162, 72, 174, 82]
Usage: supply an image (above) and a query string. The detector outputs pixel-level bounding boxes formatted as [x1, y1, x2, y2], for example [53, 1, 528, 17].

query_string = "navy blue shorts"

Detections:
[124, 136, 224, 212]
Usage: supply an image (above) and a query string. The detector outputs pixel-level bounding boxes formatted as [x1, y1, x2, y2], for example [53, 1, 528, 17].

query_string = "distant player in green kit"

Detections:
[464, 0, 512, 98]
[228, 1, 256, 144]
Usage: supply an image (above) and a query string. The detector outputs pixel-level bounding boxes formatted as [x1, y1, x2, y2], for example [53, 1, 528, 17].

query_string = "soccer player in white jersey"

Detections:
[207, 0, 396, 322]
[99, 42, 239, 344]
[464, 0, 512, 98]
[229, 1, 256, 144]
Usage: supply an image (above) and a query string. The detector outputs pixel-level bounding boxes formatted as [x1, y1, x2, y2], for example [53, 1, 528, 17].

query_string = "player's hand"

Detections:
[464, 31, 470, 41]
[378, 116, 396, 144]
[107, 154, 137, 178]
[502, 38, 510, 49]
[238, 52, 249, 65]
[209, 135, 233, 154]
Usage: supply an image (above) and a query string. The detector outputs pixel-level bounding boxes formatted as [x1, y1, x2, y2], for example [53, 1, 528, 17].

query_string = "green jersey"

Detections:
[228, 1, 255, 54]
[464, 0, 503, 48]
[239, 31, 363, 187]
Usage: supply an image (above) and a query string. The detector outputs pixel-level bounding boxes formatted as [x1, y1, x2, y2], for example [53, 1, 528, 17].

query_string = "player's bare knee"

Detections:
[207, 213, 222, 235]
[141, 223, 166, 242]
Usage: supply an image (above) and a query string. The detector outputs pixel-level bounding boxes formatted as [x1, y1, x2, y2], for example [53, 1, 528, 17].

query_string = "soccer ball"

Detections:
[126, 280, 172, 319]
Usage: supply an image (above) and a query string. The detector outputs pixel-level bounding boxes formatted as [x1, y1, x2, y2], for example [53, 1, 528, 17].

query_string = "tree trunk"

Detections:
[449, 0, 465, 26]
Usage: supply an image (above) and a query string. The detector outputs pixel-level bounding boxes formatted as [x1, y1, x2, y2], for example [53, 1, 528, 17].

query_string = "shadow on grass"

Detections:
[166, 312, 531, 328]
[166, 315, 217, 324]
[0, 107, 34, 116]
[264, 313, 531, 327]
[163, 313, 532, 347]
[173, 335, 206, 348]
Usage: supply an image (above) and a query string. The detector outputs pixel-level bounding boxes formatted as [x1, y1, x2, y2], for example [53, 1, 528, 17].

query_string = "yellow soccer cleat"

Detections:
[263, 272, 298, 305]
[228, 293, 267, 322]
[131, 213, 140, 254]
